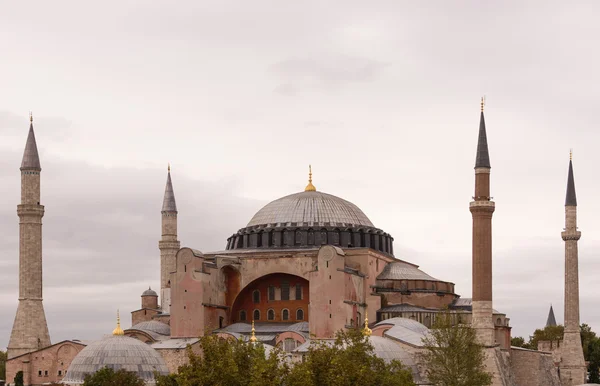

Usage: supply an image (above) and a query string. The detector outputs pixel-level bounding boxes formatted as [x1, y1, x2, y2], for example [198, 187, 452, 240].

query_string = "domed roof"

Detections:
[62, 335, 169, 384]
[131, 321, 171, 336]
[142, 287, 158, 297]
[247, 191, 374, 228]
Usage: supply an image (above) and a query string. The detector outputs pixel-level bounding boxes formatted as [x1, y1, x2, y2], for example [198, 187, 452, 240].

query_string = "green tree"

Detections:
[286, 329, 415, 386]
[418, 313, 492, 386]
[173, 335, 289, 386]
[82, 367, 145, 386]
[580, 323, 597, 361]
[588, 338, 600, 383]
[0, 350, 6, 381]
[510, 336, 531, 349]
[527, 325, 564, 350]
[14, 371, 24, 386]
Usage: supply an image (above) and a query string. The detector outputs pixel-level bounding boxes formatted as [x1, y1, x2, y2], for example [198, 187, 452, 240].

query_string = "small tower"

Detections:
[7, 115, 51, 359]
[469, 98, 496, 346]
[546, 305, 557, 327]
[559, 152, 586, 385]
[159, 165, 180, 313]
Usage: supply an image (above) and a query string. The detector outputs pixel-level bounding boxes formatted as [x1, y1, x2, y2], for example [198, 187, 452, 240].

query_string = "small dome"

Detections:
[62, 335, 169, 385]
[142, 287, 158, 297]
[131, 321, 171, 336]
[247, 191, 374, 228]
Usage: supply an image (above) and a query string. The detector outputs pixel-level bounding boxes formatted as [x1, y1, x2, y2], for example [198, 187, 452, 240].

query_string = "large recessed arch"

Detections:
[230, 273, 309, 324]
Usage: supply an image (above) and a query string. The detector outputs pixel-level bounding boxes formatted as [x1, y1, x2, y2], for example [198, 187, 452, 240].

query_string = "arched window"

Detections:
[268, 309, 275, 321]
[296, 309, 304, 321]
[283, 338, 297, 352]
[282, 309, 289, 321]
[239, 310, 247, 322]
[496, 317, 502, 326]
[253, 309, 260, 321]
[253, 290, 260, 303]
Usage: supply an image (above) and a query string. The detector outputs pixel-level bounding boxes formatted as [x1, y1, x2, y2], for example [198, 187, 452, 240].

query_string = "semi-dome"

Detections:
[131, 320, 171, 336]
[247, 191, 374, 228]
[62, 335, 169, 384]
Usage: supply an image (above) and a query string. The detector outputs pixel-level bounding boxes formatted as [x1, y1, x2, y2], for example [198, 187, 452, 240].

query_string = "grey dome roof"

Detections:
[62, 335, 169, 384]
[142, 287, 158, 297]
[247, 191, 374, 228]
[377, 261, 440, 281]
[131, 321, 171, 336]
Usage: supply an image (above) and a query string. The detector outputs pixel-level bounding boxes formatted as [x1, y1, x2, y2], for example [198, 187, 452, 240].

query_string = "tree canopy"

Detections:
[418, 313, 492, 386]
[82, 367, 145, 386]
[0, 350, 6, 381]
[156, 329, 415, 386]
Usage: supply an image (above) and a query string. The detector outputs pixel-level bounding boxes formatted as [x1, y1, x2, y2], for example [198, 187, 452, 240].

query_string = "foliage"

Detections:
[155, 373, 179, 386]
[510, 336, 531, 349]
[588, 338, 600, 383]
[82, 367, 145, 386]
[173, 334, 289, 386]
[14, 371, 24, 386]
[526, 325, 564, 350]
[286, 328, 415, 386]
[418, 312, 492, 386]
[0, 350, 6, 381]
[581, 323, 597, 361]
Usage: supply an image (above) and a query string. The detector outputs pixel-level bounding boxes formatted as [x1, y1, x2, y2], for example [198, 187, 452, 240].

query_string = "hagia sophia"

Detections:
[3, 102, 586, 385]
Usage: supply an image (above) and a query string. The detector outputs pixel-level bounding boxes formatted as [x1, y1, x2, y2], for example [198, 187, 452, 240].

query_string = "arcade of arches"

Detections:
[230, 273, 309, 324]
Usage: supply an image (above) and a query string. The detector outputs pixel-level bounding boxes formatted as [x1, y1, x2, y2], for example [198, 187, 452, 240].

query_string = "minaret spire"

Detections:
[475, 97, 491, 169]
[8, 116, 51, 359]
[470, 98, 495, 346]
[546, 305, 557, 327]
[559, 153, 586, 384]
[305, 165, 316, 192]
[21, 113, 41, 171]
[159, 165, 180, 314]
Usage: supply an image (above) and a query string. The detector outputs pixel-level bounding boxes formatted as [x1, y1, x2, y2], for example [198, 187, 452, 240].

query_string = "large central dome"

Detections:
[247, 191, 374, 228]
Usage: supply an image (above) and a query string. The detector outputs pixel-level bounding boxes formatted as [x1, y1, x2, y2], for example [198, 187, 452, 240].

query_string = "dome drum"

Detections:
[226, 224, 394, 256]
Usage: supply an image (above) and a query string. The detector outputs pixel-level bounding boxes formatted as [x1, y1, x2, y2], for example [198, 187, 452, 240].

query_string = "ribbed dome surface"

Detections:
[131, 321, 170, 336]
[62, 335, 169, 384]
[142, 288, 158, 297]
[247, 191, 374, 228]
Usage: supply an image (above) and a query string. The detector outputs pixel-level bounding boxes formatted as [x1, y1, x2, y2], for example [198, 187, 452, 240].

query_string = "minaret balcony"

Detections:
[561, 231, 581, 241]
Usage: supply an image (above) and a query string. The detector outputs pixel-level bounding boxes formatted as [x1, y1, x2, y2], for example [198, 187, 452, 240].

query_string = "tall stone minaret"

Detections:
[7, 115, 51, 359]
[559, 153, 586, 385]
[159, 165, 180, 314]
[469, 98, 496, 346]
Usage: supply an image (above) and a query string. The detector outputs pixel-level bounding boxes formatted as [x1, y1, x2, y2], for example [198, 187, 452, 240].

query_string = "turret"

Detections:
[159, 165, 180, 313]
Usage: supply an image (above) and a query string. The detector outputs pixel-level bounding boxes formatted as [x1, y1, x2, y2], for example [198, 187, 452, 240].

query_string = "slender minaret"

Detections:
[559, 152, 586, 385]
[7, 114, 51, 359]
[469, 98, 496, 346]
[159, 165, 180, 313]
[546, 304, 557, 327]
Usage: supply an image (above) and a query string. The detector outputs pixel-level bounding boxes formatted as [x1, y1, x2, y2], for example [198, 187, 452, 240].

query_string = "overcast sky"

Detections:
[1, 0, 600, 349]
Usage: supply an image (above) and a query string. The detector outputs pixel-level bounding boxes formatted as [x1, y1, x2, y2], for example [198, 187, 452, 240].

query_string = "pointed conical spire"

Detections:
[546, 305, 557, 327]
[566, 151, 577, 206]
[475, 98, 491, 169]
[21, 113, 41, 171]
[162, 164, 177, 212]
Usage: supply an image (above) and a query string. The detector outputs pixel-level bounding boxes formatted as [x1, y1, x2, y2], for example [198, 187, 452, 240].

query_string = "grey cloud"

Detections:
[270, 55, 389, 93]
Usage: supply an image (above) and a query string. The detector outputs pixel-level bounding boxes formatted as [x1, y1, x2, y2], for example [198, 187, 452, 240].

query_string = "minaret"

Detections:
[469, 98, 496, 346]
[159, 164, 180, 313]
[559, 152, 586, 385]
[7, 114, 51, 359]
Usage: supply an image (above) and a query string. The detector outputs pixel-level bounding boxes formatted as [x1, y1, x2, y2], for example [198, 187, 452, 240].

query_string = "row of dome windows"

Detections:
[240, 308, 304, 322]
[252, 284, 303, 303]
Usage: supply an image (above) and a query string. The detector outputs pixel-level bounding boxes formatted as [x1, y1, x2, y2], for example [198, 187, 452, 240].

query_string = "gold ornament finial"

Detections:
[29, 112, 33, 123]
[250, 319, 257, 343]
[570, 149, 573, 161]
[112, 309, 124, 336]
[480, 96, 485, 112]
[168, 163, 171, 172]
[363, 314, 372, 336]
[305, 165, 316, 191]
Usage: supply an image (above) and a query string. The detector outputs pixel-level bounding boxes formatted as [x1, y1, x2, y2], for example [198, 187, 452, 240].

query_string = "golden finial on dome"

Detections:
[29, 112, 33, 123]
[480, 96, 485, 112]
[112, 309, 124, 336]
[250, 319, 257, 343]
[168, 163, 171, 173]
[305, 165, 316, 192]
[363, 314, 372, 336]
[570, 149, 573, 161]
